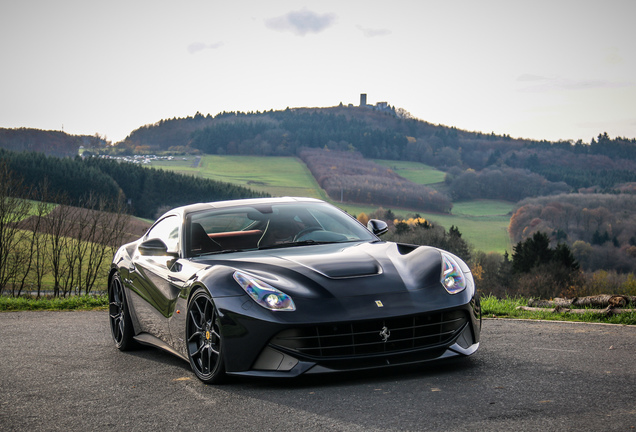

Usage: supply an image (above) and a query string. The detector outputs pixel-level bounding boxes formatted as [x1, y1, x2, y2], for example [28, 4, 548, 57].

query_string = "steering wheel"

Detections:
[293, 226, 322, 242]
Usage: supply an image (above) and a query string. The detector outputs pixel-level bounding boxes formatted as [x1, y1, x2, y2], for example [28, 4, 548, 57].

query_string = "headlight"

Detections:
[233, 271, 296, 311]
[440, 252, 468, 294]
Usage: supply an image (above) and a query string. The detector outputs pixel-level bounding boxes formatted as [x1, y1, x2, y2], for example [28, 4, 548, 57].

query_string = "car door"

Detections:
[128, 215, 183, 343]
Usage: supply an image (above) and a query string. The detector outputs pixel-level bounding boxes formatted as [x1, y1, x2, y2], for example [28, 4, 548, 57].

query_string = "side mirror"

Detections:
[367, 219, 389, 236]
[139, 238, 178, 257]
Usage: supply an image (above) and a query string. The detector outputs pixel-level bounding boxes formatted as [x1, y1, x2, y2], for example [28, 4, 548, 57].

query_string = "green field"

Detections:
[5, 199, 58, 221]
[374, 159, 446, 184]
[152, 155, 328, 200]
[452, 200, 515, 217]
[148, 155, 513, 253]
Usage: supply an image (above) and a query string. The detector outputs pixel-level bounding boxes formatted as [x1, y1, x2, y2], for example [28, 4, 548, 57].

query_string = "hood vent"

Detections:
[282, 248, 382, 279]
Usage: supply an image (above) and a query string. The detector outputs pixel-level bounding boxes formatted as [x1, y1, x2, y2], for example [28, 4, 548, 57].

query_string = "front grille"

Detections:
[271, 310, 467, 359]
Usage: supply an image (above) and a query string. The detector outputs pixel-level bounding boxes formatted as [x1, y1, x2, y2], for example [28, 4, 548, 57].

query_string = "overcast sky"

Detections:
[1, 0, 634, 143]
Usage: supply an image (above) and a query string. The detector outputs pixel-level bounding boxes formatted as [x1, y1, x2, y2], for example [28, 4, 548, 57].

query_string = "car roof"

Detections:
[161, 197, 326, 219]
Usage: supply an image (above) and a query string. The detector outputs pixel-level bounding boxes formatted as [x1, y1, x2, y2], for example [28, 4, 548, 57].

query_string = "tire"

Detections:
[108, 273, 137, 351]
[186, 288, 226, 384]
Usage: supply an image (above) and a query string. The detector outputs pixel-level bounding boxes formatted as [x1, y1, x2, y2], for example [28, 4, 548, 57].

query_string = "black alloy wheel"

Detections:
[108, 273, 137, 350]
[186, 289, 226, 384]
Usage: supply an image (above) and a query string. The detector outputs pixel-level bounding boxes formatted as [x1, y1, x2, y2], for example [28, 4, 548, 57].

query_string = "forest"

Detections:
[509, 194, 636, 273]
[299, 148, 452, 213]
[0, 128, 108, 157]
[0, 149, 266, 219]
[108, 107, 636, 196]
[5, 109, 636, 197]
[0, 162, 150, 297]
[445, 166, 571, 201]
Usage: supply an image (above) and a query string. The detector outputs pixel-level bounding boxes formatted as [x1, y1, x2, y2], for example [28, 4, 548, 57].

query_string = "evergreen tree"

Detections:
[512, 232, 553, 273]
[512, 231, 579, 274]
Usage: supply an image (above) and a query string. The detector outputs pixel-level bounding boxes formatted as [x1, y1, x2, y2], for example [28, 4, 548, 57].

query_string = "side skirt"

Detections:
[134, 333, 189, 362]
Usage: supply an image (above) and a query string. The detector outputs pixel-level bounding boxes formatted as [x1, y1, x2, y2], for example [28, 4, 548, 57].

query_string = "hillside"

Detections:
[0, 128, 108, 157]
[299, 148, 452, 212]
[4, 107, 636, 194]
[510, 194, 636, 273]
[111, 107, 636, 193]
[0, 149, 266, 219]
[2, 105, 635, 271]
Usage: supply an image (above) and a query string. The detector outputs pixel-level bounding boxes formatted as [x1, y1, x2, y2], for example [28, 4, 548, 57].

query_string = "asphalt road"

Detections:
[1, 311, 634, 432]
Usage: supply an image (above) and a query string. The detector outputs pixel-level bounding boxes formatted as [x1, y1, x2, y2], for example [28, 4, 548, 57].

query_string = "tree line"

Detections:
[82, 157, 268, 219]
[0, 163, 134, 297]
[508, 194, 636, 273]
[185, 110, 410, 160]
[299, 148, 453, 213]
[110, 108, 636, 196]
[0, 127, 108, 157]
[4, 110, 636, 200]
[0, 149, 267, 219]
[445, 166, 571, 201]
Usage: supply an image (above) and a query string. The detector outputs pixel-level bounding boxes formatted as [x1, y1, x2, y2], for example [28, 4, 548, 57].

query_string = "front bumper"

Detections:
[216, 291, 481, 378]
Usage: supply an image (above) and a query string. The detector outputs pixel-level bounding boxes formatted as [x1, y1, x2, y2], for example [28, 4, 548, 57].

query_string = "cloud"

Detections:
[188, 41, 224, 54]
[265, 8, 336, 36]
[517, 74, 629, 92]
[558, 79, 618, 90]
[356, 26, 391, 38]
[516, 74, 548, 82]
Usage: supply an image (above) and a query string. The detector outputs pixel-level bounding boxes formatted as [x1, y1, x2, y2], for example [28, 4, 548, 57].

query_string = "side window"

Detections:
[146, 215, 180, 252]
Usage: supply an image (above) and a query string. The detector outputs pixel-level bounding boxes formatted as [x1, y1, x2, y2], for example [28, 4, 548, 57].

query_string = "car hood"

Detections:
[277, 243, 383, 278]
[194, 241, 444, 298]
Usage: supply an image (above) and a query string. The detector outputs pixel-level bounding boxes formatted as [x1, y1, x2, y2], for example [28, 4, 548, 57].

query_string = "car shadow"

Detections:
[117, 340, 480, 388]
[121, 344, 192, 372]
[230, 356, 479, 389]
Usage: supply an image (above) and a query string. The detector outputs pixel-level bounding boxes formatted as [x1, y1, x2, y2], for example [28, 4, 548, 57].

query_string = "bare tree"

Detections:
[0, 163, 32, 294]
[64, 194, 131, 295]
[11, 198, 52, 297]
[88, 198, 131, 293]
[82, 196, 113, 295]
[43, 198, 74, 297]
[1, 164, 133, 297]
[69, 202, 92, 296]
[59, 205, 84, 296]
[30, 199, 51, 296]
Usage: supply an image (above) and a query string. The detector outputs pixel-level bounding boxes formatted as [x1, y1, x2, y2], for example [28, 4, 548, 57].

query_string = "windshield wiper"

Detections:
[258, 240, 334, 250]
[196, 249, 246, 256]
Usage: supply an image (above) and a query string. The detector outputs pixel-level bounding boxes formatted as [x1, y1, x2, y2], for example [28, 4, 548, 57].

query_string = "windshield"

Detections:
[186, 201, 376, 257]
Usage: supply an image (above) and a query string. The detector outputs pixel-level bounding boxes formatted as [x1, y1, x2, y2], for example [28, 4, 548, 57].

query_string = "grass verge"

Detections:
[481, 295, 636, 325]
[0, 294, 108, 311]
